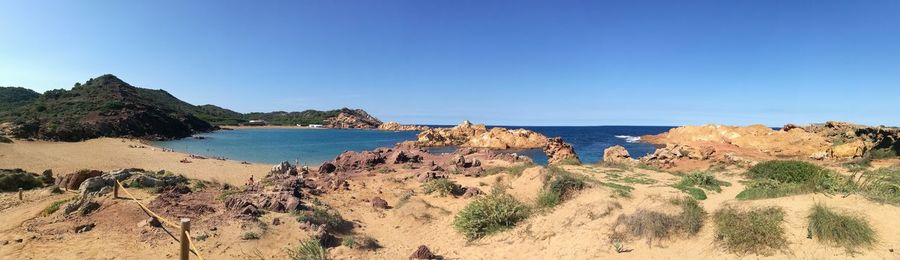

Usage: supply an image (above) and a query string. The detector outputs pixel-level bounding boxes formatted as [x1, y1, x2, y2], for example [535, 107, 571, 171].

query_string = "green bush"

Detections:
[807, 204, 876, 252]
[737, 160, 844, 200]
[746, 160, 828, 183]
[342, 235, 380, 250]
[453, 192, 530, 240]
[671, 171, 730, 200]
[295, 205, 346, 232]
[0, 169, 43, 192]
[611, 197, 705, 245]
[713, 206, 786, 255]
[422, 179, 461, 197]
[536, 169, 586, 208]
[853, 167, 900, 205]
[286, 238, 328, 260]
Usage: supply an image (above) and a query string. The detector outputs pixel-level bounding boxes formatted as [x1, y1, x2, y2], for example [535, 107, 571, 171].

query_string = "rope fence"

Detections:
[115, 180, 205, 260]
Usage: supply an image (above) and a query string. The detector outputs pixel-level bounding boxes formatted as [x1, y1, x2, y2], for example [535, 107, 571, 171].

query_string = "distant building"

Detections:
[245, 120, 267, 126]
[308, 124, 323, 128]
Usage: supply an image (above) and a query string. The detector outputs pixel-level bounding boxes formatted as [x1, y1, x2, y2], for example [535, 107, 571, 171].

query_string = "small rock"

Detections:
[148, 217, 162, 228]
[75, 223, 95, 233]
[409, 245, 438, 259]
[371, 197, 389, 209]
[272, 218, 282, 226]
[461, 187, 482, 199]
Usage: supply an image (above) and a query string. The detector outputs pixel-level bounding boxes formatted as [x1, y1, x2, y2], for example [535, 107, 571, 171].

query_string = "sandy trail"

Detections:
[0, 138, 269, 186]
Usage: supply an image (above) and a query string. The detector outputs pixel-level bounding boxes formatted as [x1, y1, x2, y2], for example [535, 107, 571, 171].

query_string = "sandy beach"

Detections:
[0, 138, 269, 186]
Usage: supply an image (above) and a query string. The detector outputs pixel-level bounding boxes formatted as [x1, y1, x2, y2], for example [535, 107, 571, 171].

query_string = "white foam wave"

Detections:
[615, 135, 641, 143]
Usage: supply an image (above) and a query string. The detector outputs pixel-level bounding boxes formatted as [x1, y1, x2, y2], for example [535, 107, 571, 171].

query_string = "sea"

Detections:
[153, 126, 673, 166]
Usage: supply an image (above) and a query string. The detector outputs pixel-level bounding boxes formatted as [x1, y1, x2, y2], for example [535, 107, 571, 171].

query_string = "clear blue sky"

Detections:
[1, 1, 898, 126]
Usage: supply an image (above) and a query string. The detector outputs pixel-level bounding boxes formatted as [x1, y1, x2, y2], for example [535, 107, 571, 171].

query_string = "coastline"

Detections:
[0, 138, 269, 186]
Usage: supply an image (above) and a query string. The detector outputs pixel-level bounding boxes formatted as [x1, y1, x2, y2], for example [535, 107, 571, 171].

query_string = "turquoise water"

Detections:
[153, 128, 418, 166]
[154, 126, 672, 165]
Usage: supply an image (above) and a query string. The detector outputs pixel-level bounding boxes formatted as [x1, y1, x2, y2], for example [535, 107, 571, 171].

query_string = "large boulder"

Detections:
[543, 137, 580, 165]
[331, 149, 389, 172]
[602, 145, 634, 164]
[830, 140, 867, 158]
[56, 170, 103, 190]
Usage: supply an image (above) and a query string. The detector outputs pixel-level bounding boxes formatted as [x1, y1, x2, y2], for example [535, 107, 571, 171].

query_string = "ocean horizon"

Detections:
[153, 125, 673, 166]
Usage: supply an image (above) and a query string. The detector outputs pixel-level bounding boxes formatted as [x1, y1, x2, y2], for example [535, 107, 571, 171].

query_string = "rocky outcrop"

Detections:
[800, 121, 899, 158]
[543, 137, 580, 165]
[416, 120, 548, 149]
[644, 122, 899, 162]
[640, 144, 716, 168]
[377, 122, 430, 131]
[323, 109, 382, 129]
[642, 124, 830, 158]
[325, 143, 430, 173]
[603, 145, 634, 164]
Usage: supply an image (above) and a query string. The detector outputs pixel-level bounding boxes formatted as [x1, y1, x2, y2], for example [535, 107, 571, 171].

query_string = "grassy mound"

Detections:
[853, 166, 900, 205]
[453, 192, 530, 240]
[610, 197, 706, 246]
[737, 160, 844, 200]
[536, 167, 587, 208]
[671, 171, 730, 200]
[807, 204, 876, 252]
[713, 206, 786, 255]
[422, 179, 462, 197]
[0, 169, 44, 192]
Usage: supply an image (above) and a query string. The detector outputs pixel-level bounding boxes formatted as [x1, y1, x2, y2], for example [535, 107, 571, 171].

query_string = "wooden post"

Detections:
[180, 218, 191, 260]
[113, 182, 119, 199]
[18, 188, 23, 200]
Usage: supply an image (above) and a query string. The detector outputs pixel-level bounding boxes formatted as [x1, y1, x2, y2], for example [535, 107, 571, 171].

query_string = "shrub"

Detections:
[737, 160, 844, 200]
[672, 171, 730, 200]
[42, 198, 72, 216]
[0, 136, 12, 143]
[295, 205, 346, 232]
[422, 179, 461, 197]
[807, 204, 876, 252]
[746, 160, 828, 183]
[537, 168, 586, 208]
[611, 197, 705, 246]
[453, 192, 530, 240]
[483, 163, 533, 176]
[853, 166, 900, 205]
[713, 206, 786, 255]
[0, 169, 43, 191]
[342, 235, 380, 250]
[287, 238, 328, 260]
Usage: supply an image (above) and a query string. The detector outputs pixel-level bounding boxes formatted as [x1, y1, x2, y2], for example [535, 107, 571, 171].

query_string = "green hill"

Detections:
[1, 75, 215, 141]
[0, 74, 383, 141]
